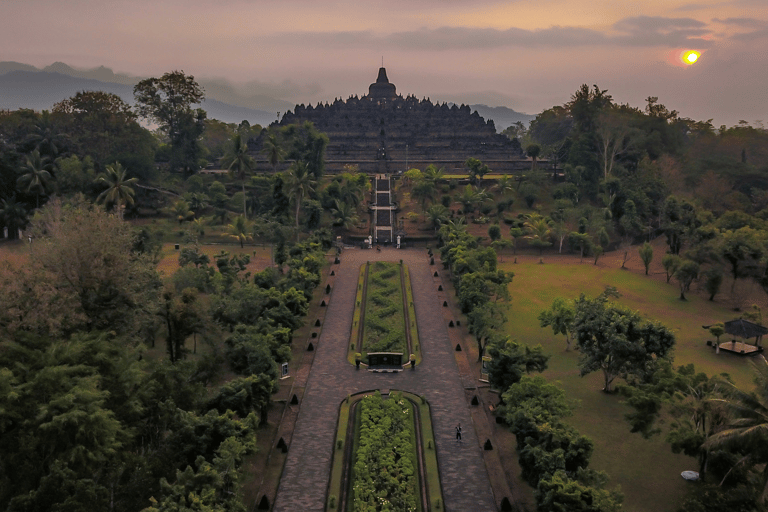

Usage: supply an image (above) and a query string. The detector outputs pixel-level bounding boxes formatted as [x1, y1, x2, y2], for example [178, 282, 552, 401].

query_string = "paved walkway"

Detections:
[273, 247, 497, 512]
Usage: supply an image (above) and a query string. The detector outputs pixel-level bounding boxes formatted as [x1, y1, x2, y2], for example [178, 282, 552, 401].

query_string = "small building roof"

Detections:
[724, 319, 768, 339]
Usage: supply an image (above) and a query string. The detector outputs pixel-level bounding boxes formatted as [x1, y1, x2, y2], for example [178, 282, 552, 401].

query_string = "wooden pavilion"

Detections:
[708, 319, 768, 356]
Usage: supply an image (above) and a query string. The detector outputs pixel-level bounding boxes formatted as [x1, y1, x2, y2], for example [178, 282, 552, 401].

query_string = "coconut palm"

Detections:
[425, 204, 449, 233]
[284, 161, 316, 236]
[331, 199, 358, 231]
[708, 359, 768, 503]
[226, 215, 253, 248]
[456, 184, 480, 215]
[169, 199, 194, 225]
[0, 196, 29, 239]
[26, 110, 68, 158]
[261, 131, 285, 172]
[523, 213, 553, 258]
[422, 164, 445, 184]
[221, 133, 254, 218]
[412, 179, 436, 211]
[17, 150, 54, 209]
[494, 174, 515, 196]
[95, 162, 138, 220]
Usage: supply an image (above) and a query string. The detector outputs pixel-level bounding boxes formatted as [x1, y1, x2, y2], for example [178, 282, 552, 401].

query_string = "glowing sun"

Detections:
[683, 50, 700, 65]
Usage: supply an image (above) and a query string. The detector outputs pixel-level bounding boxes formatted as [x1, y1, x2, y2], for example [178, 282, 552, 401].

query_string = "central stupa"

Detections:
[252, 67, 524, 173]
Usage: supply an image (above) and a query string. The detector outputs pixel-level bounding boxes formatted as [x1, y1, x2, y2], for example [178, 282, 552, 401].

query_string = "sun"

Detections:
[682, 50, 700, 65]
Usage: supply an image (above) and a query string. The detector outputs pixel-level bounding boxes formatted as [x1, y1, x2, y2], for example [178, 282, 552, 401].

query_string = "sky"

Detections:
[2, 0, 768, 127]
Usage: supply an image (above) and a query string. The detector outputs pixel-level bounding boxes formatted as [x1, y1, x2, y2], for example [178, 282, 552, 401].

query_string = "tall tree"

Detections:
[539, 297, 576, 351]
[222, 133, 254, 218]
[0, 196, 28, 239]
[280, 121, 328, 179]
[133, 70, 206, 174]
[573, 291, 675, 392]
[95, 162, 138, 220]
[284, 161, 316, 236]
[261, 130, 285, 172]
[708, 359, 768, 504]
[18, 149, 54, 209]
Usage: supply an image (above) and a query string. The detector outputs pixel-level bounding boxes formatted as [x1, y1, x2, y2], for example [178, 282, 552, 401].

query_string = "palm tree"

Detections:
[222, 133, 254, 219]
[708, 359, 768, 503]
[170, 199, 194, 225]
[456, 184, 480, 215]
[523, 213, 553, 259]
[26, 110, 67, 158]
[422, 164, 445, 184]
[226, 215, 253, 248]
[261, 131, 285, 172]
[95, 162, 138, 220]
[412, 179, 436, 211]
[284, 161, 316, 237]
[526, 143, 541, 171]
[0, 196, 29, 239]
[331, 199, 358, 231]
[18, 150, 53, 209]
[425, 204, 449, 233]
[494, 174, 515, 197]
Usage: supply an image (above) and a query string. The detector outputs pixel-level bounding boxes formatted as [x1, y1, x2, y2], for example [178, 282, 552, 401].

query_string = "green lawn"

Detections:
[499, 257, 756, 512]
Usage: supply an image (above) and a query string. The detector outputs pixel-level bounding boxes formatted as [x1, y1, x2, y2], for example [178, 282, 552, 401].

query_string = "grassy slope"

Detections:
[500, 255, 756, 512]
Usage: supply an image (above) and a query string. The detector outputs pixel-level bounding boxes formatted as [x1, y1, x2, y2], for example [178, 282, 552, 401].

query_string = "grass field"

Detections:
[498, 249, 759, 512]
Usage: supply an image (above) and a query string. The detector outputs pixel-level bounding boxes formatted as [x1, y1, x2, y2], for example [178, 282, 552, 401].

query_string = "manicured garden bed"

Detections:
[348, 262, 422, 366]
[327, 391, 443, 512]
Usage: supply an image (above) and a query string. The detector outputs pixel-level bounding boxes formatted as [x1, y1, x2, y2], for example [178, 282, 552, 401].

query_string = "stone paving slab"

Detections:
[273, 248, 497, 512]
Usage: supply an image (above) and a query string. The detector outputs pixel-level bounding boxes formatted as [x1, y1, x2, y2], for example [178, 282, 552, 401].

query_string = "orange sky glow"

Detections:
[1, 0, 766, 126]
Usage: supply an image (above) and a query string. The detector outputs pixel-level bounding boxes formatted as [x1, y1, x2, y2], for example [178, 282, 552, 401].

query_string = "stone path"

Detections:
[273, 248, 497, 512]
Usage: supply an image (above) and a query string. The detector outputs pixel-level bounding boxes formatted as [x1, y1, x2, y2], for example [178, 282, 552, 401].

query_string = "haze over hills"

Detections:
[0, 61, 534, 131]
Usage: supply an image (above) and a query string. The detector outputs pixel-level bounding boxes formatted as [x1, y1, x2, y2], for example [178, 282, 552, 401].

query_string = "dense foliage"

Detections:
[363, 262, 406, 356]
[352, 392, 419, 511]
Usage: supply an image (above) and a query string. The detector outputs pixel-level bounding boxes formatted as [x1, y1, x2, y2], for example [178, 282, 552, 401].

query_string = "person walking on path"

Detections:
[456, 424, 462, 442]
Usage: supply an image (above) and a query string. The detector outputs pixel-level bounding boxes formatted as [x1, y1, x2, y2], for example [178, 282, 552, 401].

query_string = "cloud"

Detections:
[712, 17, 768, 28]
[272, 16, 715, 52]
[610, 16, 713, 47]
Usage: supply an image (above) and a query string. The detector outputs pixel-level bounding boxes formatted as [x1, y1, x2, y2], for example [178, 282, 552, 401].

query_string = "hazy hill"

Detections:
[0, 70, 278, 127]
[0, 61, 535, 131]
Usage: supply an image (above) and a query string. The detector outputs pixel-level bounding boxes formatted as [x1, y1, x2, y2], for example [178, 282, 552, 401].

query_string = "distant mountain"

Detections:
[467, 105, 535, 131]
[0, 61, 535, 132]
[0, 70, 278, 127]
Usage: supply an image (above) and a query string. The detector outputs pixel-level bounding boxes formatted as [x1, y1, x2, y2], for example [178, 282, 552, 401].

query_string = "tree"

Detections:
[539, 297, 576, 351]
[487, 338, 549, 393]
[468, 301, 508, 361]
[284, 161, 316, 235]
[133, 70, 206, 174]
[222, 133, 254, 218]
[465, 157, 490, 183]
[226, 215, 253, 248]
[718, 227, 765, 294]
[662, 253, 681, 284]
[425, 204, 449, 233]
[331, 199, 358, 232]
[160, 285, 206, 362]
[573, 291, 675, 392]
[703, 268, 724, 301]
[95, 162, 138, 220]
[708, 359, 768, 504]
[2, 197, 161, 336]
[169, 199, 194, 225]
[488, 224, 501, 241]
[494, 174, 515, 197]
[570, 232, 592, 263]
[0, 196, 28, 239]
[280, 121, 328, 179]
[524, 213, 553, 258]
[411, 178, 435, 211]
[709, 323, 725, 344]
[18, 149, 54, 208]
[261, 130, 285, 172]
[526, 143, 541, 171]
[674, 260, 700, 300]
[639, 242, 653, 275]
